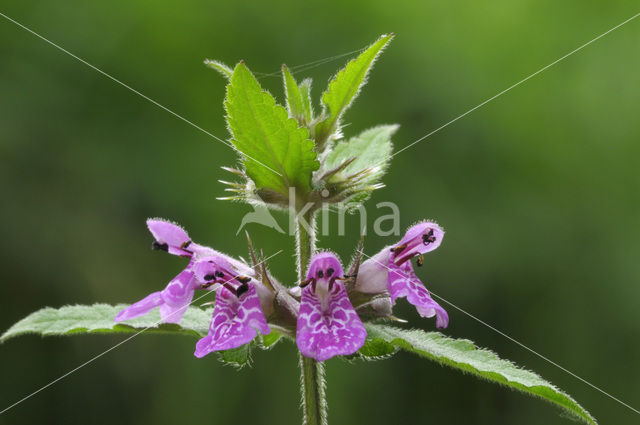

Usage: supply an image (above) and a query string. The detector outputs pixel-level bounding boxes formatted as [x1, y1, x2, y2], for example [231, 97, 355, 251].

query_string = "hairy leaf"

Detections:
[0, 304, 282, 368]
[314, 34, 393, 150]
[259, 330, 283, 348]
[1, 304, 211, 341]
[217, 343, 252, 368]
[226, 62, 319, 196]
[364, 324, 596, 425]
[282, 65, 309, 124]
[205, 59, 233, 80]
[298, 78, 313, 123]
[323, 124, 397, 184]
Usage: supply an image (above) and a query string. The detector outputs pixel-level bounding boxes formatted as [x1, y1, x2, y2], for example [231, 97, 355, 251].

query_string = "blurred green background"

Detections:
[1, 0, 639, 424]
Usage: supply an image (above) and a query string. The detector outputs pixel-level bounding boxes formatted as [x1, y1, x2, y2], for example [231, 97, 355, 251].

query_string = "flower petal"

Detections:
[158, 267, 198, 323]
[114, 266, 197, 324]
[114, 291, 163, 322]
[393, 221, 444, 265]
[388, 261, 448, 328]
[194, 253, 255, 282]
[146, 219, 197, 256]
[194, 284, 270, 357]
[192, 255, 240, 283]
[296, 282, 367, 361]
[354, 249, 392, 294]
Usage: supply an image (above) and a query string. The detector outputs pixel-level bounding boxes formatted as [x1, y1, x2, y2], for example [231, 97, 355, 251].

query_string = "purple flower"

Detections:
[296, 252, 367, 361]
[115, 219, 253, 324]
[355, 221, 449, 328]
[193, 255, 271, 357]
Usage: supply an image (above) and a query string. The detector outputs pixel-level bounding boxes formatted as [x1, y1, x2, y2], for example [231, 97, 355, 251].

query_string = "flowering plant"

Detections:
[2, 35, 596, 425]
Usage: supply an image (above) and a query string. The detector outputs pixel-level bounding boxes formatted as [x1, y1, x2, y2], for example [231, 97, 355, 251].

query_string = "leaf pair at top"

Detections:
[210, 34, 396, 209]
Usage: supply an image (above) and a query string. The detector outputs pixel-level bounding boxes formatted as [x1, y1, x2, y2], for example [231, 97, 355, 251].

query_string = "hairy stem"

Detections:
[299, 354, 327, 425]
[296, 210, 327, 425]
[296, 210, 315, 282]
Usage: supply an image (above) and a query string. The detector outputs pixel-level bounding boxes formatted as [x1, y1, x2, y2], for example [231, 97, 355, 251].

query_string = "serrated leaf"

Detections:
[282, 65, 309, 124]
[205, 59, 233, 80]
[364, 324, 596, 425]
[1, 304, 212, 342]
[226, 62, 320, 197]
[323, 124, 397, 184]
[314, 34, 393, 150]
[1, 304, 257, 367]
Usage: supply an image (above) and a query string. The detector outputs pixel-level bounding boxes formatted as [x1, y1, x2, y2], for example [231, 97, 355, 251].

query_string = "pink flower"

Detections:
[355, 221, 449, 328]
[296, 252, 367, 361]
[114, 219, 256, 324]
[193, 256, 270, 356]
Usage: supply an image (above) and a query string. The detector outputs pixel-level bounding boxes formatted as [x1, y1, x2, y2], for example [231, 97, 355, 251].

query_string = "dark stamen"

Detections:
[317, 270, 324, 278]
[215, 271, 225, 278]
[326, 267, 334, 277]
[299, 278, 313, 288]
[204, 273, 216, 281]
[416, 253, 424, 267]
[390, 243, 407, 254]
[236, 276, 252, 284]
[181, 240, 192, 249]
[222, 282, 237, 295]
[236, 283, 249, 297]
[328, 276, 337, 291]
[423, 229, 436, 245]
[152, 241, 169, 252]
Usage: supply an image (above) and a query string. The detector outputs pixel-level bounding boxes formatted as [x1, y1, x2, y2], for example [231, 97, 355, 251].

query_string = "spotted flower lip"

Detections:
[388, 261, 448, 328]
[194, 256, 270, 357]
[355, 221, 449, 328]
[296, 252, 367, 361]
[194, 283, 270, 357]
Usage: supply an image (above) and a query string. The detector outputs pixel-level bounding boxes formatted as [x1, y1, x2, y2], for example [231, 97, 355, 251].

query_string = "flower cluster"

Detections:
[115, 219, 273, 357]
[115, 218, 447, 361]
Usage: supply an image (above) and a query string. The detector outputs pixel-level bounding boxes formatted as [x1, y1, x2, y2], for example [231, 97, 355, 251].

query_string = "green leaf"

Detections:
[217, 330, 283, 368]
[218, 343, 252, 368]
[0, 304, 258, 368]
[317, 125, 398, 205]
[314, 34, 394, 150]
[323, 124, 398, 185]
[258, 330, 283, 349]
[282, 65, 310, 124]
[1, 304, 211, 342]
[226, 62, 320, 196]
[204, 59, 233, 80]
[364, 324, 596, 425]
[298, 78, 313, 123]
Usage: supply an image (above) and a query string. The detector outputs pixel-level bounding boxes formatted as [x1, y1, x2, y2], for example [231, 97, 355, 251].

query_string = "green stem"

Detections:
[299, 354, 326, 425]
[296, 210, 327, 425]
[296, 210, 315, 282]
